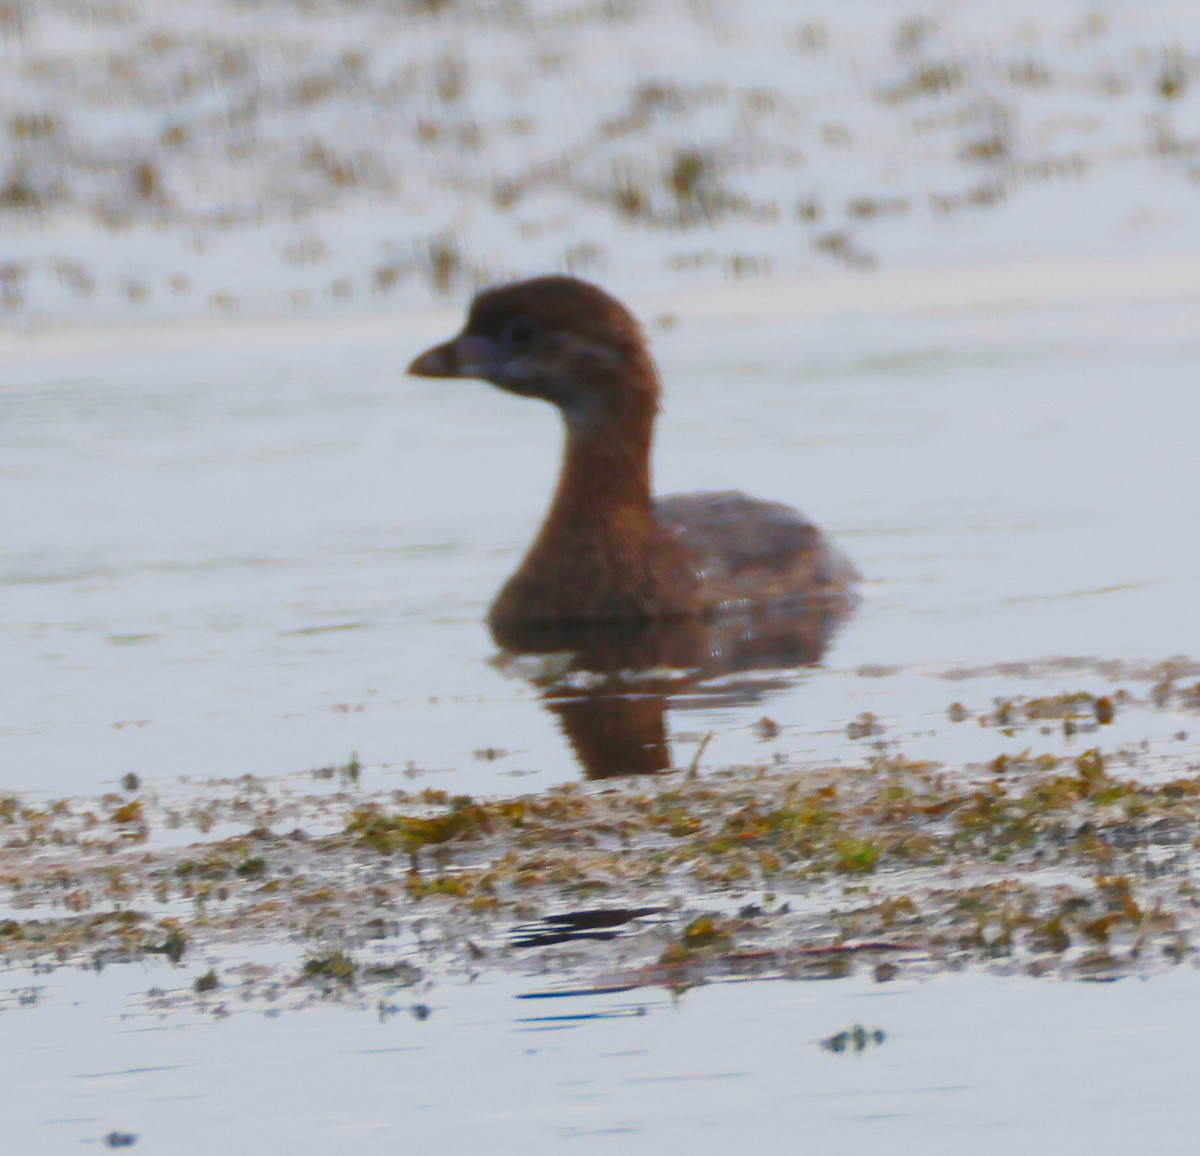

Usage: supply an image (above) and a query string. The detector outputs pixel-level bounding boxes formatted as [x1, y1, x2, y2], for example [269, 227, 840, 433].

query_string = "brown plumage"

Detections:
[408, 275, 857, 627]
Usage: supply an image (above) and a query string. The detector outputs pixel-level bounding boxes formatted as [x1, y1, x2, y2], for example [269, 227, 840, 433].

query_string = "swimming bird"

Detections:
[408, 275, 857, 628]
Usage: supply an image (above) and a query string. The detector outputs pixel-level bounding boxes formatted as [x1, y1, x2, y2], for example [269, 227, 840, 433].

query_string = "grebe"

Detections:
[408, 275, 857, 627]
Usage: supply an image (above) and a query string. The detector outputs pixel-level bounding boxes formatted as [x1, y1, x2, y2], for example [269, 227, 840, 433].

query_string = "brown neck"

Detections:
[541, 404, 655, 538]
[491, 352, 672, 625]
[494, 401, 659, 626]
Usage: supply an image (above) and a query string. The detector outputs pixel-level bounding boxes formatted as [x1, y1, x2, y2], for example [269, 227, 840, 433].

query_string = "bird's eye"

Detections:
[502, 316, 539, 349]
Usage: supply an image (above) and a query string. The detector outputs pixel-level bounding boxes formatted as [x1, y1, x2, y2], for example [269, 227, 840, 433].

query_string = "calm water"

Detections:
[3, 265, 1199, 796]
[3, 264, 1200, 1151]
[5, 956, 1200, 1154]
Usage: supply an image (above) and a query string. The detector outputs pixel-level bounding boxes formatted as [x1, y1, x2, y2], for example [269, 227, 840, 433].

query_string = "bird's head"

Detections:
[407, 276, 661, 424]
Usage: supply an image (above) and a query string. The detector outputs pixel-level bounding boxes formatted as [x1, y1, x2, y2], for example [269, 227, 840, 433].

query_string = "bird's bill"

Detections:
[406, 334, 497, 380]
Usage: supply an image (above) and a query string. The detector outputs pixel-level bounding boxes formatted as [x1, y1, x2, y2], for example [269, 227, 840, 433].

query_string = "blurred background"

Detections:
[2, 0, 1199, 323]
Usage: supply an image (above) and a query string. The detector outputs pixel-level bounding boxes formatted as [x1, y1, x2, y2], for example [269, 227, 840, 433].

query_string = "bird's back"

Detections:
[655, 490, 857, 611]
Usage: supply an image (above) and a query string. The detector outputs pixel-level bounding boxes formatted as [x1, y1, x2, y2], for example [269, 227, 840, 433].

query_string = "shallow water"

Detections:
[4, 261, 1200, 1150]
[3, 261, 1200, 797]
[6, 958, 1200, 1154]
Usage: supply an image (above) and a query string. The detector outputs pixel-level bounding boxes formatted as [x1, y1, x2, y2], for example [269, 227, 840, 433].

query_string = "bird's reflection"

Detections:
[491, 597, 856, 779]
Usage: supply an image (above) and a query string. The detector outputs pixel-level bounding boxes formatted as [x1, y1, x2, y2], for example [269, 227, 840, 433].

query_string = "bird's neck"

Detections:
[491, 403, 661, 625]
[543, 406, 655, 539]
[489, 350, 677, 625]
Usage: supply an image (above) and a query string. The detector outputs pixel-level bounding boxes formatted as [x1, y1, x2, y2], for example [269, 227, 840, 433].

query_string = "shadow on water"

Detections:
[491, 595, 857, 779]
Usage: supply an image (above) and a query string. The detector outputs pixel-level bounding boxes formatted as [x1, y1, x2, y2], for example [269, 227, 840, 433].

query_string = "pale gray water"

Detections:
[3, 266, 1200, 1153]
[5, 0, 1200, 1143]
[3, 269, 1199, 796]
[5, 956, 1200, 1154]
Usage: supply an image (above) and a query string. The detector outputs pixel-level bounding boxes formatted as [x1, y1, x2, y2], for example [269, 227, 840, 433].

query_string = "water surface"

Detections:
[3, 264, 1199, 795]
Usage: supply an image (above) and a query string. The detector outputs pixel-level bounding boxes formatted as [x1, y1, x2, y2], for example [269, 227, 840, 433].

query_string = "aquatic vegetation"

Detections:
[834, 838, 884, 875]
[345, 796, 496, 856]
[877, 60, 966, 104]
[194, 967, 219, 993]
[312, 753, 361, 786]
[301, 948, 357, 987]
[109, 799, 143, 825]
[2, 1, 1197, 320]
[680, 915, 731, 949]
[235, 856, 268, 879]
[143, 924, 187, 965]
[0, 666, 1197, 998]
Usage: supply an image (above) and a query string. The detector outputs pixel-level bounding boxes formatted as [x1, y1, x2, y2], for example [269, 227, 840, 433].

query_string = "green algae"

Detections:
[0, 716, 1199, 993]
[301, 948, 357, 987]
[194, 968, 219, 993]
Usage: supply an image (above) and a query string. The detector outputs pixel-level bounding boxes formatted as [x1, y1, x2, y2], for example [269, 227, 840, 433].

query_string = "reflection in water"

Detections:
[492, 597, 857, 779]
